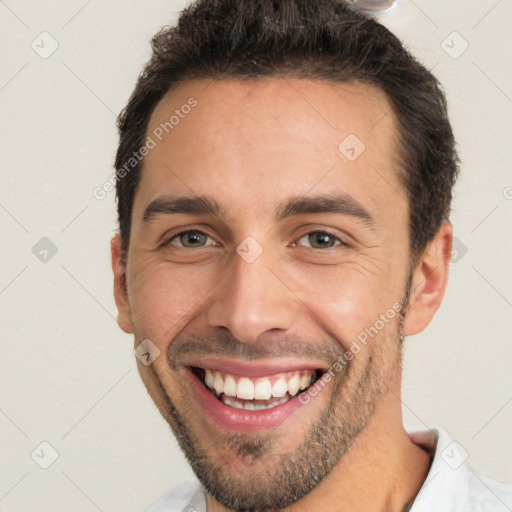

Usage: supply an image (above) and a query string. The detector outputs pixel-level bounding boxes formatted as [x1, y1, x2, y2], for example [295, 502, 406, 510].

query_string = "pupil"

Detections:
[312, 232, 333, 248]
[183, 231, 204, 246]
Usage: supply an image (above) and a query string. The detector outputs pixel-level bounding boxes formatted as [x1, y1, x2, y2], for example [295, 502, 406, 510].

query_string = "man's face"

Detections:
[120, 78, 412, 509]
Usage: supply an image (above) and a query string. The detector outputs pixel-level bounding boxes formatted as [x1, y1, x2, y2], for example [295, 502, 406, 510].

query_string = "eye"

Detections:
[162, 229, 217, 249]
[294, 231, 346, 249]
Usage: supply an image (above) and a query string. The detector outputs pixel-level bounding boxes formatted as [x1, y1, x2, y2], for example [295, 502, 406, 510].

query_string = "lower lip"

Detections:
[184, 368, 312, 432]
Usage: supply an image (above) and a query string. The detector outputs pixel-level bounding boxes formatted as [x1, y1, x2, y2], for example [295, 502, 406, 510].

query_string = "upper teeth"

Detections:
[204, 369, 314, 400]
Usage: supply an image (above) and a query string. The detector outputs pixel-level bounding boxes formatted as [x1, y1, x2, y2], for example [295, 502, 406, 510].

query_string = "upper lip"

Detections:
[184, 356, 328, 378]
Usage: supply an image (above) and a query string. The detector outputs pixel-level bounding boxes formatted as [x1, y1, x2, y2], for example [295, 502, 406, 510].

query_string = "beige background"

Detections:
[1, 1, 511, 510]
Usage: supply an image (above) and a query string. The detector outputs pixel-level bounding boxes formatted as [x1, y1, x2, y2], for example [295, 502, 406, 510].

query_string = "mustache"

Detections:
[167, 331, 345, 369]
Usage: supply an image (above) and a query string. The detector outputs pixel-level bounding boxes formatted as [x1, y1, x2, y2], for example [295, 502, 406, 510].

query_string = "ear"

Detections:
[111, 234, 134, 334]
[403, 220, 453, 336]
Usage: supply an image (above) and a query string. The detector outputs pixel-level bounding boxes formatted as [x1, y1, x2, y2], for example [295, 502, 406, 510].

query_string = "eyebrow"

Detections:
[275, 193, 374, 225]
[143, 195, 222, 222]
[142, 192, 374, 226]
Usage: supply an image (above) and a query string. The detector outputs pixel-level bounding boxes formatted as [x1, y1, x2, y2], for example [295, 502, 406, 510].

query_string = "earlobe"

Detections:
[403, 221, 453, 337]
[111, 234, 134, 334]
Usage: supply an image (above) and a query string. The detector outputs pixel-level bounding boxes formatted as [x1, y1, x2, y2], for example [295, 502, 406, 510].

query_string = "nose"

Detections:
[206, 246, 300, 344]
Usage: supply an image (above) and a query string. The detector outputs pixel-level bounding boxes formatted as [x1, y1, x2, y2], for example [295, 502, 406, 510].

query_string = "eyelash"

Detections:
[160, 229, 218, 249]
[293, 231, 347, 250]
[160, 229, 347, 250]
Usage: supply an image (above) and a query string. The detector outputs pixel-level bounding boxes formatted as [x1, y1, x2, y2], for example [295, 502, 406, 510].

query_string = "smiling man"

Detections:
[110, 1, 511, 511]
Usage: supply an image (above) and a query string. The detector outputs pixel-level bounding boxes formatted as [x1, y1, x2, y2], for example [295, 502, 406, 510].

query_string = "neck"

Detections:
[206, 390, 432, 512]
[297, 407, 432, 512]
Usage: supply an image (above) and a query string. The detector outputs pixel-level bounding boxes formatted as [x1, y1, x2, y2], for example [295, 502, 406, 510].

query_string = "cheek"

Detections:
[127, 259, 215, 341]
[282, 261, 394, 348]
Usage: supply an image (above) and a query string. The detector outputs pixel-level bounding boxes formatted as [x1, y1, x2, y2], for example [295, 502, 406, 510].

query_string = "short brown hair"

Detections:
[114, 0, 459, 261]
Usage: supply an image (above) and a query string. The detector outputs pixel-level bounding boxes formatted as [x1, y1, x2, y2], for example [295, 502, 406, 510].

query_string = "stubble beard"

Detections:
[146, 318, 405, 512]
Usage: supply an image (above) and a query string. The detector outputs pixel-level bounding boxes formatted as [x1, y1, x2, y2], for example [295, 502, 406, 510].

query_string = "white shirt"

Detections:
[146, 428, 512, 512]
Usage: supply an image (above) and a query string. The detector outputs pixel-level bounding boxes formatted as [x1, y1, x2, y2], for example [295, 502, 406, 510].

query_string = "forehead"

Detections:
[135, 78, 405, 227]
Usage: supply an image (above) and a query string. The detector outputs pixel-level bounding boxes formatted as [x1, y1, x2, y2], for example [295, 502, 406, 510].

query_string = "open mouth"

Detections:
[189, 366, 323, 411]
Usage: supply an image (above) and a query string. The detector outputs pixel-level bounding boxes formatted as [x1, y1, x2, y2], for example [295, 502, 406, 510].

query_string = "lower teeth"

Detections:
[221, 395, 290, 410]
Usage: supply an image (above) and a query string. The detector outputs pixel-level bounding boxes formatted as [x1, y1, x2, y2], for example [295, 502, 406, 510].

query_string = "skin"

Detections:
[111, 78, 453, 511]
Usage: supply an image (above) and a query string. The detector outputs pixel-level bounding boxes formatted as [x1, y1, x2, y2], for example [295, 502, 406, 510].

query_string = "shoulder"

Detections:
[464, 466, 512, 512]
[408, 427, 512, 512]
[144, 479, 206, 512]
